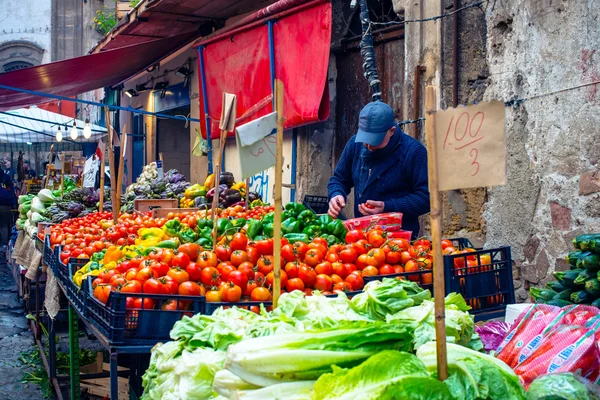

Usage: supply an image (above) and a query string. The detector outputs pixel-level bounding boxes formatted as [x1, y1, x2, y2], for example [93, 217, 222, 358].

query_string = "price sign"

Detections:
[434, 100, 506, 191]
[156, 160, 163, 180]
[236, 112, 278, 180]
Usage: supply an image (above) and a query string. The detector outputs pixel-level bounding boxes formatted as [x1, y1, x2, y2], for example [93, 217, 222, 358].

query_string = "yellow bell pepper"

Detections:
[103, 246, 124, 264]
[138, 227, 165, 241]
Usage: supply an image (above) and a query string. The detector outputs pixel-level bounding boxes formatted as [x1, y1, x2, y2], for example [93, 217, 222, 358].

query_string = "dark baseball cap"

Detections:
[355, 102, 395, 146]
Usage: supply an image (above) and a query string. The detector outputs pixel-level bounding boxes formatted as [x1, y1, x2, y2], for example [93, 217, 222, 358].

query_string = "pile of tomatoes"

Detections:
[219, 204, 275, 220]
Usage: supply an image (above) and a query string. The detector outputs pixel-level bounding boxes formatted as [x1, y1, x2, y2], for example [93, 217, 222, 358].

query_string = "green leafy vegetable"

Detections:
[212, 370, 260, 398]
[234, 381, 315, 400]
[526, 373, 600, 400]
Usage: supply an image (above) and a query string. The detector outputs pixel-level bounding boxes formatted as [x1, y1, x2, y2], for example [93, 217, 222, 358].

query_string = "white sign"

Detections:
[82, 156, 99, 188]
[235, 112, 278, 180]
[157, 160, 163, 180]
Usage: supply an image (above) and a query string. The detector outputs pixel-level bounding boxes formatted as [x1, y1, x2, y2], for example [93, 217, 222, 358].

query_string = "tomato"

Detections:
[150, 261, 170, 277]
[244, 280, 258, 297]
[215, 245, 233, 262]
[251, 286, 272, 301]
[441, 239, 453, 250]
[480, 254, 492, 271]
[93, 284, 112, 304]
[312, 237, 328, 247]
[133, 298, 155, 309]
[355, 254, 369, 271]
[304, 249, 323, 267]
[84, 246, 95, 257]
[172, 252, 191, 268]
[230, 250, 249, 267]
[400, 251, 413, 265]
[297, 266, 317, 288]
[345, 274, 364, 291]
[136, 267, 157, 283]
[156, 248, 176, 265]
[325, 251, 339, 263]
[200, 267, 220, 287]
[421, 272, 433, 285]
[362, 265, 378, 276]
[124, 268, 137, 281]
[304, 288, 314, 296]
[281, 244, 296, 263]
[339, 246, 358, 263]
[237, 262, 255, 280]
[331, 274, 343, 284]
[308, 242, 327, 257]
[230, 233, 249, 251]
[246, 246, 260, 265]
[394, 265, 405, 274]
[414, 238, 431, 249]
[367, 230, 386, 248]
[344, 263, 357, 276]
[408, 245, 429, 258]
[229, 270, 249, 291]
[352, 239, 370, 256]
[443, 246, 457, 255]
[366, 248, 386, 267]
[110, 276, 127, 289]
[160, 276, 179, 294]
[206, 290, 222, 302]
[99, 269, 116, 283]
[379, 264, 395, 275]
[384, 245, 403, 265]
[314, 274, 333, 291]
[266, 270, 288, 290]
[257, 255, 274, 275]
[197, 251, 218, 269]
[417, 256, 433, 270]
[219, 264, 236, 281]
[329, 244, 343, 254]
[404, 260, 421, 282]
[333, 282, 351, 293]
[178, 281, 202, 296]
[162, 300, 179, 311]
[167, 267, 190, 285]
[292, 242, 309, 260]
[92, 278, 103, 288]
[331, 262, 346, 278]
[255, 239, 274, 256]
[178, 243, 201, 260]
[125, 297, 136, 309]
[185, 262, 202, 281]
[345, 229, 366, 243]
[285, 278, 305, 293]
[143, 278, 164, 294]
[253, 271, 266, 287]
[284, 262, 299, 279]
[315, 261, 333, 276]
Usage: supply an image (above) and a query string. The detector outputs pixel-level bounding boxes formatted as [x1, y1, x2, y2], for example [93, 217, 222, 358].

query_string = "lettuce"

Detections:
[225, 321, 415, 387]
[312, 350, 452, 400]
[527, 373, 600, 400]
[416, 342, 526, 400]
[212, 370, 260, 398]
[233, 381, 315, 400]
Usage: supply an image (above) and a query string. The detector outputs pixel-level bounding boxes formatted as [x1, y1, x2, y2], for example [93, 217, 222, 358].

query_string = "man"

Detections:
[327, 102, 430, 238]
[0, 168, 15, 245]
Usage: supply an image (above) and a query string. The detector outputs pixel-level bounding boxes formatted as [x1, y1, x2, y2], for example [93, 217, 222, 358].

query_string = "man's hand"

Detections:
[328, 195, 346, 218]
[358, 200, 384, 216]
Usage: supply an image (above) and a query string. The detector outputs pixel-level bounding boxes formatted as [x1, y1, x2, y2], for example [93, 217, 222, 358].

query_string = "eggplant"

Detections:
[194, 196, 208, 207]
[248, 191, 261, 202]
[222, 189, 242, 207]
[220, 172, 235, 187]
[206, 184, 227, 200]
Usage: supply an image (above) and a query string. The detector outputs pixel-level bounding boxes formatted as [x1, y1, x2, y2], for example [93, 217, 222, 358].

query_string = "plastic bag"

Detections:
[527, 373, 600, 400]
[475, 321, 511, 352]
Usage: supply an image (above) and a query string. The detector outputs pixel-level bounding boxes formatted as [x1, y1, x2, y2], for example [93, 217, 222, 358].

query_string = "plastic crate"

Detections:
[443, 246, 515, 320]
[43, 235, 54, 268]
[302, 195, 329, 215]
[65, 261, 89, 316]
[35, 235, 43, 253]
[85, 278, 206, 345]
[448, 237, 476, 250]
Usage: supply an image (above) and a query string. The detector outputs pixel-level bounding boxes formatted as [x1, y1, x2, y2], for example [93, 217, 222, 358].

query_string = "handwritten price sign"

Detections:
[236, 112, 278, 180]
[434, 100, 506, 191]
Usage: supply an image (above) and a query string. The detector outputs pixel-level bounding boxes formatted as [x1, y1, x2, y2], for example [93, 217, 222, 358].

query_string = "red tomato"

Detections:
[281, 244, 296, 263]
[331, 274, 343, 285]
[286, 278, 305, 293]
[298, 266, 317, 288]
[339, 246, 358, 263]
[366, 248, 386, 267]
[230, 233, 248, 251]
[143, 278, 164, 294]
[355, 254, 369, 270]
[367, 230, 387, 248]
[312, 237, 328, 247]
[404, 260, 421, 282]
[257, 256, 274, 275]
[167, 267, 190, 285]
[246, 246, 260, 265]
[178, 281, 202, 296]
[266, 270, 288, 290]
[136, 267, 158, 283]
[150, 261, 170, 277]
[185, 262, 202, 281]
[256, 239, 274, 256]
[237, 262, 255, 280]
[344, 263, 357, 276]
[133, 298, 155, 309]
[230, 250, 249, 267]
[251, 286, 272, 301]
[292, 242, 309, 260]
[160, 276, 179, 294]
[304, 249, 323, 267]
[345, 229, 366, 243]
[333, 282, 351, 293]
[172, 252, 191, 268]
[331, 262, 347, 278]
[243, 280, 257, 297]
[178, 243, 201, 260]
[197, 251, 218, 269]
[441, 239, 453, 250]
[314, 274, 333, 291]
[325, 252, 339, 263]
[345, 274, 364, 291]
[93, 285, 112, 304]
[229, 270, 249, 291]
[215, 245, 233, 262]
[379, 264, 396, 275]
[284, 262, 299, 279]
[315, 261, 333, 276]
[362, 266, 379, 277]
[352, 239, 370, 256]
[99, 269, 116, 284]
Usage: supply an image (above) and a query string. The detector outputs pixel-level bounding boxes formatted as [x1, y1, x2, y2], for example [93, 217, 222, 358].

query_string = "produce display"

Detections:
[530, 233, 600, 307]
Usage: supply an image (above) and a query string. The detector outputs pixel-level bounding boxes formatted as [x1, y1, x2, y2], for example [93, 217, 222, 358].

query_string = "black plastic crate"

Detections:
[448, 237, 476, 250]
[66, 262, 89, 316]
[35, 235, 43, 253]
[43, 235, 54, 268]
[85, 278, 206, 345]
[302, 195, 329, 215]
[443, 246, 514, 320]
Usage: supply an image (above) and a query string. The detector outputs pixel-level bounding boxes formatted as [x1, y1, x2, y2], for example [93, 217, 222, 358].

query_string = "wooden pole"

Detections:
[99, 140, 105, 213]
[244, 178, 250, 210]
[116, 125, 128, 217]
[104, 106, 118, 224]
[272, 80, 284, 308]
[425, 85, 448, 381]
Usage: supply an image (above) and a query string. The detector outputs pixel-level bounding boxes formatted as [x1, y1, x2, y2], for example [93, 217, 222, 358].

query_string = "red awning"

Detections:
[0, 33, 195, 111]
[197, 0, 332, 139]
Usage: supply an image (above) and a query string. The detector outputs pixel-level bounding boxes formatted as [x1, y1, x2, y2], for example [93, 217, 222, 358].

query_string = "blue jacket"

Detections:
[327, 128, 430, 237]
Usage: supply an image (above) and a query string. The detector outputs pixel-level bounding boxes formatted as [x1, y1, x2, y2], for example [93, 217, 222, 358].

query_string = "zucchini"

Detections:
[555, 269, 585, 288]
[591, 298, 600, 308]
[545, 299, 573, 307]
[570, 290, 597, 304]
[576, 251, 600, 272]
[585, 279, 600, 297]
[574, 269, 593, 285]
[530, 287, 558, 302]
[553, 289, 574, 301]
[546, 281, 566, 292]
[573, 234, 600, 251]
[566, 250, 583, 267]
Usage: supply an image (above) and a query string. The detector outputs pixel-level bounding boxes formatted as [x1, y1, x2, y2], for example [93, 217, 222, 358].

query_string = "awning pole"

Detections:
[197, 46, 213, 175]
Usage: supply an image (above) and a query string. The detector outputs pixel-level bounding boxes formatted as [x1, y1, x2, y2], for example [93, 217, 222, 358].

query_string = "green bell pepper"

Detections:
[263, 222, 275, 238]
[91, 250, 106, 262]
[282, 210, 296, 221]
[262, 212, 275, 224]
[284, 233, 310, 244]
[318, 215, 333, 231]
[196, 217, 213, 230]
[162, 219, 182, 237]
[325, 235, 338, 246]
[155, 239, 181, 249]
[328, 219, 346, 239]
[231, 218, 247, 229]
[88, 261, 101, 271]
[177, 227, 198, 244]
[302, 225, 321, 238]
[297, 209, 316, 225]
[196, 238, 213, 249]
[253, 235, 266, 241]
[247, 219, 263, 239]
[199, 227, 213, 241]
[284, 202, 306, 218]
[216, 218, 234, 236]
[282, 217, 302, 234]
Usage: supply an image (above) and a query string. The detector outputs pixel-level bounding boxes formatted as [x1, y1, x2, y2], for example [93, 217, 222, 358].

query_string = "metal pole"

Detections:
[359, 0, 382, 101]
[197, 46, 213, 174]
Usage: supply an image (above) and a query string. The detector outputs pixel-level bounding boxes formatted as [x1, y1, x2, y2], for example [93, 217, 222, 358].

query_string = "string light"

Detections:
[69, 121, 78, 140]
[56, 126, 62, 142]
[83, 119, 92, 139]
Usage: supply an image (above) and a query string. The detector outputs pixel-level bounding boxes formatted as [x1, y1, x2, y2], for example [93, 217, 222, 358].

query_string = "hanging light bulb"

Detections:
[70, 121, 78, 140]
[56, 126, 63, 142]
[83, 119, 92, 139]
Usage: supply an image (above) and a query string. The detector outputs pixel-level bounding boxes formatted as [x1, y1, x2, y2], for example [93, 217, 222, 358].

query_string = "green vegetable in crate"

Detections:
[154, 239, 181, 249]
[196, 217, 213, 230]
[231, 218, 246, 229]
[281, 217, 302, 234]
[577, 252, 600, 272]
[554, 289, 574, 301]
[570, 290, 596, 304]
[246, 219, 263, 239]
[215, 218, 233, 236]
[529, 288, 557, 302]
[554, 269, 585, 288]
[297, 209, 316, 225]
[162, 219, 182, 237]
[283, 233, 310, 244]
[328, 219, 347, 240]
[177, 227, 198, 243]
[545, 299, 573, 307]
[546, 281, 567, 292]
[573, 234, 600, 252]
[566, 250, 583, 267]
[302, 224, 321, 238]
[263, 222, 274, 238]
[574, 269, 593, 285]
[283, 202, 306, 218]
[585, 279, 600, 297]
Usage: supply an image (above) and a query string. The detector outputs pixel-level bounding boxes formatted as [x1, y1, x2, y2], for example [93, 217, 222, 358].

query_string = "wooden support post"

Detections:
[244, 178, 250, 210]
[104, 107, 118, 224]
[272, 80, 284, 308]
[425, 85, 448, 381]
[116, 125, 128, 216]
[99, 140, 105, 213]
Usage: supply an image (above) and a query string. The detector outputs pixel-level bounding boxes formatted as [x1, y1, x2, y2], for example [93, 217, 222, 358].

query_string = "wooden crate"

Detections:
[133, 199, 178, 212]
[152, 208, 202, 218]
[80, 354, 130, 400]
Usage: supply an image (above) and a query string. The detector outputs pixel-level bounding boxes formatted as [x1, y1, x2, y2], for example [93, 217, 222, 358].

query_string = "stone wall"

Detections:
[483, 0, 600, 300]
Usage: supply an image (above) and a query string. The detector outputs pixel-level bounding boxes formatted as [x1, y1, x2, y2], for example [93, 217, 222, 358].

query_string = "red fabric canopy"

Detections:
[0, 33, 195, 111]
[197, 0, 332, 139]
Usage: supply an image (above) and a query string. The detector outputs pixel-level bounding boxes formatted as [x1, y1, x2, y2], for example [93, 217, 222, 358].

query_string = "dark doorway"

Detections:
[131, 114, 145, 183]
[156, 106, 191, 179]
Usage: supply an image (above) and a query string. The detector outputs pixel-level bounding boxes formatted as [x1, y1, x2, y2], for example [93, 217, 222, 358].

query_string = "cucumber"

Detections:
[545, 299, 573, 307]
[546, 281, 566, 292]
[574, 269, 593, 285]
[555, 269, 585, 288]
[566, 250, 583, 267]
[570, 290, 597, 304]
[585, 279, 600, 297]
[530, 287, 558, 302]
[576, 252, 600, 272]
[573, 234, 600, 251]
[591, 298, 600, 308]
[553, 289, 574, 301]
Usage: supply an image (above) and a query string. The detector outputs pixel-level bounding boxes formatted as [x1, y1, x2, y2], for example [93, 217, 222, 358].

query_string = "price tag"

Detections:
[434, 100, 506, 191]
[156, 160, 163, 180]
[235, 112, 278, 180]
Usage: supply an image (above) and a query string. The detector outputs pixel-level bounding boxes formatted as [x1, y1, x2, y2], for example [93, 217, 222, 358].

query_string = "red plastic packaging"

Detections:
[386, 230, 412, 241]
[561, 305, 600, 326]
[342, 213, 403, 231]
[496, 304, 562, 367]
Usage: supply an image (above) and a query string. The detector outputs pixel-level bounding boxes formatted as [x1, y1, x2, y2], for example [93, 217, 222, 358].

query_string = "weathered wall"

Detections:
[484, 1, 600, 300]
